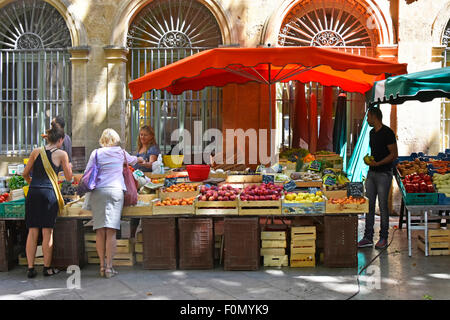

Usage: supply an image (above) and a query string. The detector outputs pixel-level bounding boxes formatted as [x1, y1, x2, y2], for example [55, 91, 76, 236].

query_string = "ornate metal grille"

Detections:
[278, 0, 377, 53]
[0, 0, 72, 155]
[127, 0, 223, 155]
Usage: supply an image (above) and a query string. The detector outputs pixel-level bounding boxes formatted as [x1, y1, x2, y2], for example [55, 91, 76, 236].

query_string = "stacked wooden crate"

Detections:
[135, 232, 143, 263]
[261, 231, 288, 267]
[418, 228, 450, 256]
[84, 231, 135, 266]
[290, 226, 316, 267]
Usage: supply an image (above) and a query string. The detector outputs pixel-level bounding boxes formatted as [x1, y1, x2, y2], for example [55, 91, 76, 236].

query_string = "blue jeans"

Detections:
[364, 170, 393, 241]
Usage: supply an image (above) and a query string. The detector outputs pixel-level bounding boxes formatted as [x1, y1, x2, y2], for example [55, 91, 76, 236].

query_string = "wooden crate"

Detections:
[260, 248, 285, 256]
[195, 199, 239, 215]
[122, 204, 152, 217]
[135, 242, 143, 253]
[159, 189, 199, 200]
[261, 240, 286, 248]
[63, 197, 92, 217]
[423, 229, 450, 242]
[84, 235, 134, 254]
[136, 232, 143, 243]
[295, 181, 323, 188]
[152, 202, 195, 216]
[290, 253, 316, 268]
[291, 240, 316, 254]
[325, 197, 369, 214]
[136, 253, 143, 263]
[264, 255, 289, 267]
[239, 199, 282, 216]
[226, 175, 262, 183]
[87, 252, 135, 266]
[418, 235, 450, 256]
[291, 226, 316, 241]
[261, 231, 286, 240]
[323, 189, 348, 200]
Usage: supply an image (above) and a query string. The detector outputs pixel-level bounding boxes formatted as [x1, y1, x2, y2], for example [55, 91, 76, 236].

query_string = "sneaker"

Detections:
[375, 238, 388, 250]
[358, 238, 373, 248]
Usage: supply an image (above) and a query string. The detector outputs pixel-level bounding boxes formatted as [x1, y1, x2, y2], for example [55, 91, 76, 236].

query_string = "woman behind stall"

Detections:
[85, 129, 143, 278]
[22, 123, 72, 278]
[133, 125, 161, 172]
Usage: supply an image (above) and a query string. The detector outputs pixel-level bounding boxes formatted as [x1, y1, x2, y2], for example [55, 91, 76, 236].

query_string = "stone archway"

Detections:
[431, 2, 450, 47]
[261, 0, 394, 48]
[109, 0, 237, 48]
[0, 0, 87, 47]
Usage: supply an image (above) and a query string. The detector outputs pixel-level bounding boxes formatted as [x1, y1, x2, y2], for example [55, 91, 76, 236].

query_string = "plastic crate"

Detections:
[324, 215, 358, 268]
[224, 217, 260, 271]
[437, 193, 450, 205]
[398, 179, 438, 205]
[0, 199, 25, 218]
[178, 218, 214, 269]
[142, 218, 177, 270]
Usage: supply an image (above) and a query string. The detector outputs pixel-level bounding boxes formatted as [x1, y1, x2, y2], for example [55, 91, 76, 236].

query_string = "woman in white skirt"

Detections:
[85, 129, 143, 278]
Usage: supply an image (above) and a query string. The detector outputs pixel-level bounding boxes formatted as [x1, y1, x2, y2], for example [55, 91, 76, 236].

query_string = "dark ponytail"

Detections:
[46, 122, 65, 143]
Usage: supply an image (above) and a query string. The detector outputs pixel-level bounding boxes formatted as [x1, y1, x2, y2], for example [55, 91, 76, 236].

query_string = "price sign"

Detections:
[283, 180, 297, 192]
[262, 175, 275, 184]
[164, 177, 178, 188]
[308, 160, 322, 172]
[347, 182, 365, 198]
[323, 176, 337, 186]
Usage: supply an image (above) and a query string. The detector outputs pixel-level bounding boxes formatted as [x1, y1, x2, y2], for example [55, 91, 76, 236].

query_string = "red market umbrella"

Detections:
[128, 47, 407, 144]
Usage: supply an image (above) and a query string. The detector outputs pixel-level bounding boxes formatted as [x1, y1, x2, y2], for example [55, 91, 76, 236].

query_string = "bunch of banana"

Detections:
[336, 174, 350, 186]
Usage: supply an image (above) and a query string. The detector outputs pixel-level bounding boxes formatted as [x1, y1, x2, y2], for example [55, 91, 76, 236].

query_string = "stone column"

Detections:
[104, 46, 129, 149]
[68, 46, 90, 148]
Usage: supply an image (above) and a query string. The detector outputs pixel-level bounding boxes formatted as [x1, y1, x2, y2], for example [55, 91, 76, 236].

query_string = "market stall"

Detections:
[366, 67, 450, 257]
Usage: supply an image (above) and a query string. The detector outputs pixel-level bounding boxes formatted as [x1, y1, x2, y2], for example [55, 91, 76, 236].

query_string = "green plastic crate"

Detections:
[1, 199, 26, 218]
[399, 180, 438, 206]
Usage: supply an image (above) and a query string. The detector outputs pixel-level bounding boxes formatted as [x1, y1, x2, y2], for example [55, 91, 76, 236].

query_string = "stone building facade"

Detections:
[0, 0, 449, 179]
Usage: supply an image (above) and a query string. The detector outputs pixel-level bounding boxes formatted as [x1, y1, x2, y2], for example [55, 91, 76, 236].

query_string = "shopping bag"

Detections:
[123, 150, 138, 206]
[77, 150, 99, 196]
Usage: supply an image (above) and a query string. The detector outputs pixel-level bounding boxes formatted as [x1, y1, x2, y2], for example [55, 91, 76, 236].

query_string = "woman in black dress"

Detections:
[22, 123, 72, 278]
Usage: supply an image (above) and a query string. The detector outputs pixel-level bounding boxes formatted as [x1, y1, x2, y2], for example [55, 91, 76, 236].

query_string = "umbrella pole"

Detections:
[268, 64, 272, 163]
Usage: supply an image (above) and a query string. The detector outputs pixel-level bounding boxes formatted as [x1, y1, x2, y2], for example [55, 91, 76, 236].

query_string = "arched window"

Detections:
[0, 0, 72, 155]
[126, 0, 223, 155]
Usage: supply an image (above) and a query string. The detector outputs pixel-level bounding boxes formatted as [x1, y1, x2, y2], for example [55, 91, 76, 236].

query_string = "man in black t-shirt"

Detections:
[358, 107, 398, 250]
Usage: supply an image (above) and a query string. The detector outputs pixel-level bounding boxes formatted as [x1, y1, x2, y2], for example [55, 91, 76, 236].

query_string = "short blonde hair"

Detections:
[99, 128, 121, 147]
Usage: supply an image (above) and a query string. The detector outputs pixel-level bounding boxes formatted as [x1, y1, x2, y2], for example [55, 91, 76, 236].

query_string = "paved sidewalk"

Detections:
[0, 218, 449, 300]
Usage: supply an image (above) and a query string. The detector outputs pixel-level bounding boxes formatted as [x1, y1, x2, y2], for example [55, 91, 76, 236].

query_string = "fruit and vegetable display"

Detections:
[284, 191, 325, 203]
[328, 196, 367, 204]
[8, 175, 27, 190]
[396, 159, 428, 176]
[322, 171, 349, 191]
[432, 173, 450, 196]
[60, 181, 77, 195]
[363, 154, 375, 165]
[290, 171, 321, 182]
[240, 183, 283, 201]
[198, 185, 240, 201]
[0, 192, 10, 203]
[163, 183, 199, 192]
[279, 147, 310, 162]
[401, 173, 434, 193]
[154, 197, 195, 206]
[428, 160, 450, 174]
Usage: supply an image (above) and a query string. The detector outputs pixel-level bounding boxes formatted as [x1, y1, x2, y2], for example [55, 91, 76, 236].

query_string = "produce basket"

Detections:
[398, 179, 438, 206]
[0, 199, 26, 218]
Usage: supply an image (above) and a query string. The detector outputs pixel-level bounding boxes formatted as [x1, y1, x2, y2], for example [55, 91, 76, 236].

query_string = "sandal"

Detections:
[104, 267, 117, 279]
[27, 268, 37, 279]
[100, 265, 106, 277]
[43, 266, 60, 277]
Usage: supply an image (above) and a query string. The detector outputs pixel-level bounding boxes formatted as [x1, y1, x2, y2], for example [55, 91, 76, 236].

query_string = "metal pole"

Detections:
[268, 64, 272, 159]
